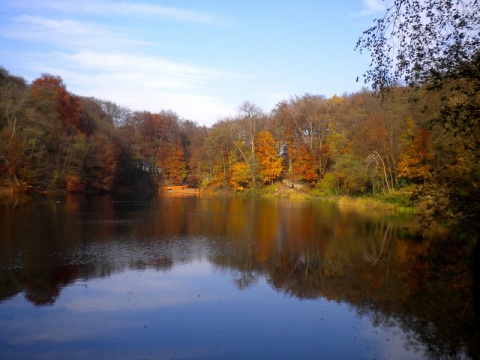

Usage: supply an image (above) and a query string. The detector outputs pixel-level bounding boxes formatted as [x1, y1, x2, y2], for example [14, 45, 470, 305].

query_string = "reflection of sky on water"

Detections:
[63, 261, 220, 312]
[0, 260, 426, 359]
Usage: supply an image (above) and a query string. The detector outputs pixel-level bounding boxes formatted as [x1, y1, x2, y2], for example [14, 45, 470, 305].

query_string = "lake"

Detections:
[0, 194, 479, 359]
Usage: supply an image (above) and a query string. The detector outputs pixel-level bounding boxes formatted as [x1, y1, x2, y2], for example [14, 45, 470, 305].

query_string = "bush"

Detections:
[313, 173, 337, 196]
[373, 191, 413, 208]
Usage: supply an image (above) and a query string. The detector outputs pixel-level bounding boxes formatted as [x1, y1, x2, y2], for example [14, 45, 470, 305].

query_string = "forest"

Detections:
[0, 63, 478, 228]
[0, 68, 440, 193]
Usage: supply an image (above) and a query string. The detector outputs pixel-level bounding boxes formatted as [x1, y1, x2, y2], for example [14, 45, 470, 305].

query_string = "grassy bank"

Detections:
[336, 194, 414, 212]
[224, 183, 414, 211]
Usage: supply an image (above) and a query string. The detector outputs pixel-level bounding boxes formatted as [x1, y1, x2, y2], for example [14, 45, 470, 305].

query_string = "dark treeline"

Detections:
[0, 66, 479, 225]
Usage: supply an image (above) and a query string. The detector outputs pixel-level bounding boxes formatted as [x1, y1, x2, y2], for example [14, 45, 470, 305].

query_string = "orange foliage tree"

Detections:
[160, 141, 187, 185]
[255, 131, 283, 185]
[290, 143, 319, 185]
[397, 119, 434, 183]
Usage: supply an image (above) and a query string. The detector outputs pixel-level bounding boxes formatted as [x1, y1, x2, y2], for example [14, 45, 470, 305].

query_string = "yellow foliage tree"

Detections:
[254, 131, 283, 185]
[229, 161, 250, 191]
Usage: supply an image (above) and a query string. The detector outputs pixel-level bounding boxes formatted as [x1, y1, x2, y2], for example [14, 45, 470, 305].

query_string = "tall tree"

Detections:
[0, 68, 28, 189]
[30, 74, 85, 134]
[397, 118, 434, 183]
[229, 102, 265, 189]
[180, 120, 207, 187]
[356, 0, 480, 93]
[83, 133, 120, 192]
[356, 0, 480, 229]
[160, 140, 187, 185]
[204, 120, 234, 188]
[289, 143, 319, 185]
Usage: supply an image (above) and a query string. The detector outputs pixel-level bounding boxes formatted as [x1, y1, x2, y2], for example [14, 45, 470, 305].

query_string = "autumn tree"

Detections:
[274, 97, 323, 186]
[255, 131, 283, 185]
[289, 143, 319, 185]
[397, 118, 434, 183]
[179, 120, 207, 187]
[356, 0, 480, 229]
[229, 160, 250, 191]
[30, 74, 88, 135]
[229, 102, 266, 189]
[94, 98, 131, 128]
[160, 140, 187, 185]
[346, 111, 386, 193]
[0, 68, 206, 193]
[0, 68, 28, 189]
[321, 124, 348, 173]
[21, 74, 87, 190]
[82, 133, 120, 192]
[204, 120, 235, 188]
[129, 111, 178, 179]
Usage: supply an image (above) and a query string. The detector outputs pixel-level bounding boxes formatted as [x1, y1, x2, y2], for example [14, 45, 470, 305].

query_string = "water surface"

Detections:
[0, 194, 478, 359]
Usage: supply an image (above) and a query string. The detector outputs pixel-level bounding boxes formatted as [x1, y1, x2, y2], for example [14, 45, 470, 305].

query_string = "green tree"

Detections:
[334, 154, 368, 194]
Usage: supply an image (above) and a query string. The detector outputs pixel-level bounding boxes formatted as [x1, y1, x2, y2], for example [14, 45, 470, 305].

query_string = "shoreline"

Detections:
[1, 184, 414, 212]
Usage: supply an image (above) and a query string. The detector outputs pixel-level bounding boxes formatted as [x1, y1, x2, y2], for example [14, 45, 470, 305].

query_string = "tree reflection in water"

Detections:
[0, 195, 478, 358]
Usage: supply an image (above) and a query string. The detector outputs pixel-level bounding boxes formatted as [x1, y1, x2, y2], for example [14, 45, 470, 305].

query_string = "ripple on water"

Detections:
[51, 235, 232, 275]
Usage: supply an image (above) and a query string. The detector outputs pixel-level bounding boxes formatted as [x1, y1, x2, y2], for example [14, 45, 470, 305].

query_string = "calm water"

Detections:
[0, 194, 479, 359]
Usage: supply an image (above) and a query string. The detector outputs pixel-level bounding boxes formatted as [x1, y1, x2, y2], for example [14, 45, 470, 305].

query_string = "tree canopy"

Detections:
[356, 0, 480, 230]
[356, 0, 480, 92]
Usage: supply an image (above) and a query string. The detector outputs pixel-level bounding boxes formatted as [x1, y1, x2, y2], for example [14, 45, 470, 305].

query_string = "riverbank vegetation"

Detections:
[0, 66, 477, 219]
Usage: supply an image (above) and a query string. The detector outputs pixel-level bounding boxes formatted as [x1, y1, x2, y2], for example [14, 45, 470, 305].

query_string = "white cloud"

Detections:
[0, 7, 243, 125]
[88, 1, 227, 26]
[10, 0, 228, 26]
[355, 0, 392, 17]
[3, 15, 150, 50]
[54, 50, 240, 124]
[65, 51, 229, 88]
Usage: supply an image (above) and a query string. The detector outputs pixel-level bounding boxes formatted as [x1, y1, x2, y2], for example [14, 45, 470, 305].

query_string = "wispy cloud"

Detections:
[65, 51, 231, 89]
[10, 0, 228, 26]
[3, 15, 151, 50]
[35, 50, 240, 123]
[355, 0, 392, 17]
[58, 50, 246, 107]
[0, 8, 241, 124]
[0, 0, 244, 124]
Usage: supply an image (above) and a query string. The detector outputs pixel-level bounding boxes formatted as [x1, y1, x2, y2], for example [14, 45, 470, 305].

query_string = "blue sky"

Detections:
[0, 0, 389, 126]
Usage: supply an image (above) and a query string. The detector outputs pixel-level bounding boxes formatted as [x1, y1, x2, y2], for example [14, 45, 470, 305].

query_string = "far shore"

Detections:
[1, 182, 414, 212]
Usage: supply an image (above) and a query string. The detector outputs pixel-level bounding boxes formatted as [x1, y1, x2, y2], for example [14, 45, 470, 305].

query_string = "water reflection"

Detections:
[0, 194, 478, 359]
